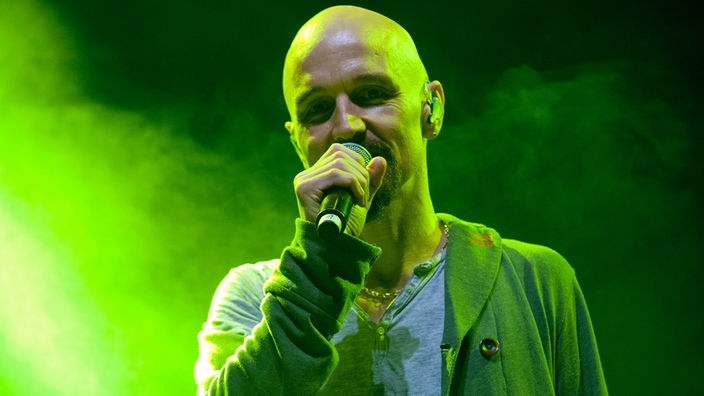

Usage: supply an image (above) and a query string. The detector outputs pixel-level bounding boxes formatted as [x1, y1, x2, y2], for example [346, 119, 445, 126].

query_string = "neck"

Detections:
[359, 187, 441, 290]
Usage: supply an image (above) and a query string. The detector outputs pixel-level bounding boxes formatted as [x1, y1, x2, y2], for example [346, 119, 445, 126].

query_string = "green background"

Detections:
[1, 0, 701, 394]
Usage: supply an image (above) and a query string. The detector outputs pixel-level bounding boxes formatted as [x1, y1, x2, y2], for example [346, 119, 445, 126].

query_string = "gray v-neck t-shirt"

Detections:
[319, 250, 447, 395]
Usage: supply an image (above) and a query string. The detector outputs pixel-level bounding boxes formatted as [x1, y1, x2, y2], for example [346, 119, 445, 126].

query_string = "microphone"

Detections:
[316, 142, 372, 240]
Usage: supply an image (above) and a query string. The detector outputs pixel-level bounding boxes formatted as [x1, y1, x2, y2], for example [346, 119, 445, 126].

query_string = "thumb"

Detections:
[367, 156, 387, 200]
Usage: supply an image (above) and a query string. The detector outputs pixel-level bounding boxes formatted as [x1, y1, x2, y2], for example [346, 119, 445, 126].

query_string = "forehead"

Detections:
[285, 29, 401, 108]
[301, 38, 388, 83]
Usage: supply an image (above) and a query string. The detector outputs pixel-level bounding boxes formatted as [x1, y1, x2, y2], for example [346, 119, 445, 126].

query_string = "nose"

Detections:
[331, 96, 365, 143]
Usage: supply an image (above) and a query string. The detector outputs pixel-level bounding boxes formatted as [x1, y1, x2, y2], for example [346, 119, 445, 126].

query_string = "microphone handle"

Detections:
[317, 188, 354, 240]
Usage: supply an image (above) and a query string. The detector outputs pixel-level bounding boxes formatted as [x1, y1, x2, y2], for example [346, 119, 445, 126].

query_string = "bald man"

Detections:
[195, 6, 607, 395]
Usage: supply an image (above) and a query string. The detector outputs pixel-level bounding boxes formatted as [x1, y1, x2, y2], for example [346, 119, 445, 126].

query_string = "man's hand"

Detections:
[293, 143, 387, 237]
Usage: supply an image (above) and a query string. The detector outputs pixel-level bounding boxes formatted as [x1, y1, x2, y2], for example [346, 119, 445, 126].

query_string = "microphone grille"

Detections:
[341, 142, 372, 165]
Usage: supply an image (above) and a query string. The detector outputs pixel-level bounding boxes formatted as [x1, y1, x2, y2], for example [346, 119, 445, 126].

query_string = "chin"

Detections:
[366, 174, 397, 222]
[366, 198, 388, 223]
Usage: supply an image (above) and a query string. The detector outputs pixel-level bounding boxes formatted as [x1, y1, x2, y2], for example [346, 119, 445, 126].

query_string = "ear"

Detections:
[285, 121, 310, 168]
[421, 80, 445, 140]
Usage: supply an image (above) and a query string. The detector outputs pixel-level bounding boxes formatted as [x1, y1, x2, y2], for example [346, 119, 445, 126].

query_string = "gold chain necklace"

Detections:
[359, 221, 449, 304]
[359, 287, 401, 301]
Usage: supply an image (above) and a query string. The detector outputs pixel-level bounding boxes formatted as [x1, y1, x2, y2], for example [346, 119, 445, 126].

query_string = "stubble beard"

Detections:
[365, 141, 401, 223]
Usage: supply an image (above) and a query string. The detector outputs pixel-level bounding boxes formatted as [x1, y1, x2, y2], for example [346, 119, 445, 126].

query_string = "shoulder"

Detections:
[496, 237, 580, 318]
[223, 259, 280, 285]
[439, 213, 575, 287]
[214, 259, 280, 303]
[501, 238, 575, 281]
[205, 259, 279, 332]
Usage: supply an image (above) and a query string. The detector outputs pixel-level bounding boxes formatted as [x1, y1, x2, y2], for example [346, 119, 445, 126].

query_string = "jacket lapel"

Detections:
[438, 213, 502, 388]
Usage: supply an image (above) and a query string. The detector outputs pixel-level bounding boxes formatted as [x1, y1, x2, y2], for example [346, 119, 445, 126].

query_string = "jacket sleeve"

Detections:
[554, 266, 609, 395]
[195, 219, 381, 395]
[477, 239, 608, 395]
[519, 242, 609, 395]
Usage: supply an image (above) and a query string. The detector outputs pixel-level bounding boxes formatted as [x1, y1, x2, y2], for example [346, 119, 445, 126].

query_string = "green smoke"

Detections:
[1, 1, 701, 395]
[0, 1, 296, 394]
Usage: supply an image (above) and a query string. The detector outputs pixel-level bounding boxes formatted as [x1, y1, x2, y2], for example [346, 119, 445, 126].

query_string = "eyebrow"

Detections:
[294, 73, 398, 109]
[350, 73, 397, 88]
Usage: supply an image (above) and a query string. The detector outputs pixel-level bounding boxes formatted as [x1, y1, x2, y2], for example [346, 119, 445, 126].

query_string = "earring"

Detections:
[424, 83, 443, 137]
[429, 100, 439, 137]
[427, 96, 436, 124]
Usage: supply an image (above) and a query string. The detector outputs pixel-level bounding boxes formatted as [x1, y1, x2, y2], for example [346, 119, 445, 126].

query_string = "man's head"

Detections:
[282, 5, 444, 220]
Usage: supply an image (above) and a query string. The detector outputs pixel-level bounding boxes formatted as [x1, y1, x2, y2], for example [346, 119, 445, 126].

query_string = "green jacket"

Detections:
[195, 214, 607, 394]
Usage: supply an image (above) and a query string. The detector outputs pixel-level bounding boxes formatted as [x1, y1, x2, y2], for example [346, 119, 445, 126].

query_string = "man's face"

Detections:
[284, 25, 428, 220]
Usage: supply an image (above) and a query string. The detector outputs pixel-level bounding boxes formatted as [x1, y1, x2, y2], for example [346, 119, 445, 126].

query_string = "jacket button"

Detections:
[480, 337, 500, 359]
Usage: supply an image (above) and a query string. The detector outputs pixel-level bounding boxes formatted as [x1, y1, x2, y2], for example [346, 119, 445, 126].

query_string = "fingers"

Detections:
[293, 144, 374, 223]
[305, 144, 370, 204]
